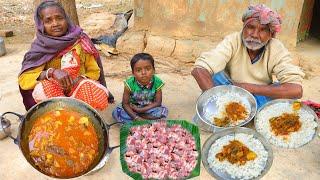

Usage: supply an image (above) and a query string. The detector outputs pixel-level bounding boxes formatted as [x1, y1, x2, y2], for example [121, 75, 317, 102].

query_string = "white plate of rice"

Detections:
[255, 99, 318, 148]
[202, 127, 273, 180]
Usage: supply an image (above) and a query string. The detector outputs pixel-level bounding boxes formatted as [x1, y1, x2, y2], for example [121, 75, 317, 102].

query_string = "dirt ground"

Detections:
[0, 0, 319, 179]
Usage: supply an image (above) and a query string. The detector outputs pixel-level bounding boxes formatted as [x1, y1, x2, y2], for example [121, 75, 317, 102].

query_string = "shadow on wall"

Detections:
[310, 0, 320, 39]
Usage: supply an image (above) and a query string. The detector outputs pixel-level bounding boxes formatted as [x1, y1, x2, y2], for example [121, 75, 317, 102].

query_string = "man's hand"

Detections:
[233, 82, 246, 89]
[191, 67, 214, 92]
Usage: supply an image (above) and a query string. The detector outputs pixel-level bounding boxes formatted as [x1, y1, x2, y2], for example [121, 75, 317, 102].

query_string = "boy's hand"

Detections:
[130, 104, 144, 113]
[134, 116, 146, 121]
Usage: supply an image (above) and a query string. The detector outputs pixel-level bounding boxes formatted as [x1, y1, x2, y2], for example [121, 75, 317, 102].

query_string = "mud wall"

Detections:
[133, 0, 304, 47]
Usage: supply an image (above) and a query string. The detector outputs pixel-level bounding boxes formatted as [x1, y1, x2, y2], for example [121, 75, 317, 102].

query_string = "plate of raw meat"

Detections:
[120, 120, 201, 180]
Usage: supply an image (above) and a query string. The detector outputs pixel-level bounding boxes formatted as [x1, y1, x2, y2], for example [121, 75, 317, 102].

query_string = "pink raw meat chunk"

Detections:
[125, 122, 198, 179]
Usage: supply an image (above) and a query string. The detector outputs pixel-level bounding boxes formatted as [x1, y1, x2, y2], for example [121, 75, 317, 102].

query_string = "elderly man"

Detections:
[192, 4, 304, 108]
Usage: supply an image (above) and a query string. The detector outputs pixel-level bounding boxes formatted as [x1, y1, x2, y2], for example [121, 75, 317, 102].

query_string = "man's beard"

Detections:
[242, 36, 267, 50]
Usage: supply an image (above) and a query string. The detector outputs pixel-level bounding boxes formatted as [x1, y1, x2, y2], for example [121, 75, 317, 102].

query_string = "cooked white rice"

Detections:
[205, 92, 251, 126]
[208, 133, 268, 180]
[255, 102, 318, 148]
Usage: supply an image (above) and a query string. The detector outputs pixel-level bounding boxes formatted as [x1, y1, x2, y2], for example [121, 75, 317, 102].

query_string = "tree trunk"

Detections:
[33, 0, 79, 26]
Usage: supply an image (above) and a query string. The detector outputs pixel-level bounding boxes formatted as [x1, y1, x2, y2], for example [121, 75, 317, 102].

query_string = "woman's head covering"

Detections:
[242, 4, 282, 36]
[20, 0, 105, 84]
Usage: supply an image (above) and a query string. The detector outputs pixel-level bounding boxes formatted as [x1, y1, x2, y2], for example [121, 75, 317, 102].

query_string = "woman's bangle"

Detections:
[80, 75, 87, 79]
[45, 68, 54, 80]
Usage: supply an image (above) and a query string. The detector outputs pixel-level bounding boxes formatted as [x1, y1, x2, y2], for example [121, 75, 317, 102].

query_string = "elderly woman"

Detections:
[192, 4, 304, 108]
[19, 0, 114, 110]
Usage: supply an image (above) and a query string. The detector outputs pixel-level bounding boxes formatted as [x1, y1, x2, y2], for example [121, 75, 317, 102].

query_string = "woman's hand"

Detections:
[52, 69, 73, 91]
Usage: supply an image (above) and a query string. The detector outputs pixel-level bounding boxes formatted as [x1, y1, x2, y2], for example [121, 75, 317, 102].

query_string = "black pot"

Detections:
[0, 97, 121, 178]
[0, 117, 11, 140]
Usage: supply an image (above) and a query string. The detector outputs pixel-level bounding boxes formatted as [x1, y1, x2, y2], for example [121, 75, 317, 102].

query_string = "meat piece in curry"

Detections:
[292, 101, 302, 111]
[28, 109, 99, 178]
[269, 113, 302, 136]
[215, 140, 257, 165]
[213, 102, 248, 127]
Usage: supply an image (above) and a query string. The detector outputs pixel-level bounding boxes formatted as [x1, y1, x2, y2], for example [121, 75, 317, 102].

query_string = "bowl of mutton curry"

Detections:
[0, 97, 120, 178]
